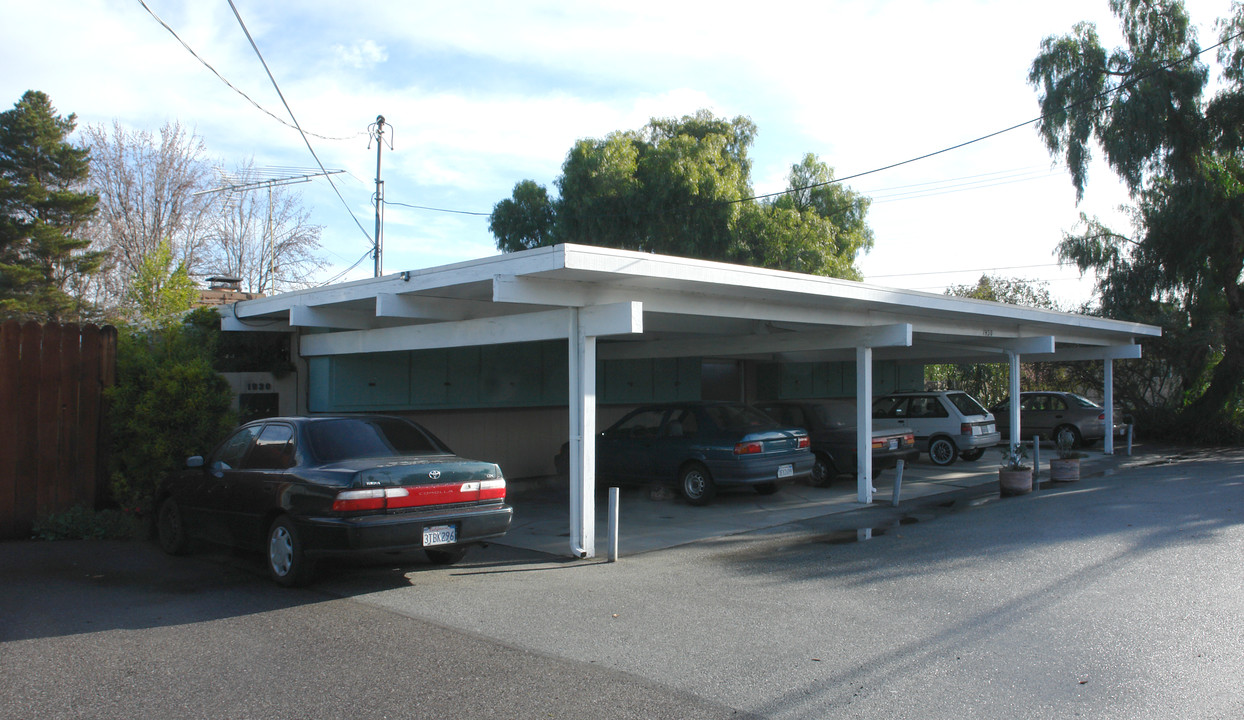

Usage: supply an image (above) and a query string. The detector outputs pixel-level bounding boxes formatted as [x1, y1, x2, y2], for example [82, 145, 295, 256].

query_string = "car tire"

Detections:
[155, 497, 189, 556]
[960, 449, 985, 462]
[267, 516, 313, 587]
[1054, 425, 1082, 449]
[753, 482, 779, 495]
[679, 463, 717, 506]
[928, 437, 958, 466]
[809, 454, 836, 487]
[425, 546, 470, 565]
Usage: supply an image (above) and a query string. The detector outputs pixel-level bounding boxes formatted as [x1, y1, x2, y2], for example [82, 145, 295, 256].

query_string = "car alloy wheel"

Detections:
[928, 437, 958, 466]
[810, 455, 835, 487]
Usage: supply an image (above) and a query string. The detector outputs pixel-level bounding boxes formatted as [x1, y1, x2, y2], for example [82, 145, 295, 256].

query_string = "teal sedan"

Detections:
[589, 402, 814, 505]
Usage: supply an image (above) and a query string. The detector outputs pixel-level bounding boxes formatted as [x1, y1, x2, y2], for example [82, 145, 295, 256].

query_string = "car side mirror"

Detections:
[186, 456, 204, 468]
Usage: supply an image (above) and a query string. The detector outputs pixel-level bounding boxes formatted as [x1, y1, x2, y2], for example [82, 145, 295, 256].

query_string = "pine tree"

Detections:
[0, 90, 103, 321]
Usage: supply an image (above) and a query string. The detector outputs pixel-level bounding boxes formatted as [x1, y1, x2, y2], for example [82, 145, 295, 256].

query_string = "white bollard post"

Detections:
[1032, 435, 1041, 491]
[1127, 424, 1133, 456]
[607, 487, 620, 562]
[891, 459, 904, 507]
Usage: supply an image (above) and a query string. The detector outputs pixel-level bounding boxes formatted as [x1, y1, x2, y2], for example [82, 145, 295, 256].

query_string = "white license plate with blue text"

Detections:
[423, 525, 457, 546]
[777, 464, 794, 479]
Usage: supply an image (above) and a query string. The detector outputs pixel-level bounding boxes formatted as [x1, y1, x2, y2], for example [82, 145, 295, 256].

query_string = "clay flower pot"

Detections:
[1048, 456, 1081, 483]
[998, 467, 1033, 497]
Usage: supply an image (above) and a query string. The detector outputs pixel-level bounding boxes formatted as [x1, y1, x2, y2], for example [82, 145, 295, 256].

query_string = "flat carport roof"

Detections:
[223, 243, 1161, 557]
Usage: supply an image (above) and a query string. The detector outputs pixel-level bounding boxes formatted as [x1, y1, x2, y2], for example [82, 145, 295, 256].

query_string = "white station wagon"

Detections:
[872, 391, 1002, 466]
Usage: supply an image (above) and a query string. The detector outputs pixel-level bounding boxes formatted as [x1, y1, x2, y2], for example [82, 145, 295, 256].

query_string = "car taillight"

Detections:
[1097, 413, 1105, 420]
[333, 479, 506, 512]
[904, 433, 915, 446]
[734, 442, 763, 455]
[961, 423, 972, 435]
[797, 436, 810, 449]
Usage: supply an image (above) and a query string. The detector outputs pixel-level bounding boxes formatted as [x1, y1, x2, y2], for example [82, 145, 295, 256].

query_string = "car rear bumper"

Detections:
[707, 452, 815, 486]
[297, 503, 513, 555]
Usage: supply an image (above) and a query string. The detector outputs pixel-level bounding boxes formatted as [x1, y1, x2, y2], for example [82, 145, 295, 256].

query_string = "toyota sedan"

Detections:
[154, 415, 513, 586]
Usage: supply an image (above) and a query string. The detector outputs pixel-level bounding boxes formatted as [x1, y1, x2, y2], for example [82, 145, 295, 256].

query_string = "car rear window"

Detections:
[308, 418, 448, 463]
[946, 392, 989, 417]
[1067, 393, 1101, 408]
[813, 402, 854, 428]
[705, 405, 778, 432]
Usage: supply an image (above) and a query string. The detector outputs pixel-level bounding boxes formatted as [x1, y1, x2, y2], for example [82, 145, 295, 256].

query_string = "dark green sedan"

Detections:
[154, 415, 512, 586]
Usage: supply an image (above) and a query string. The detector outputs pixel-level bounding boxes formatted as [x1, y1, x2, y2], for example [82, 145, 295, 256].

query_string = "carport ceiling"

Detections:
[223, 243, 1161, 362]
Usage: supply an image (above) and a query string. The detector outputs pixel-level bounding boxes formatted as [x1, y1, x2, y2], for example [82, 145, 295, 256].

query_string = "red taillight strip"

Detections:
[333, 479, 507, 512]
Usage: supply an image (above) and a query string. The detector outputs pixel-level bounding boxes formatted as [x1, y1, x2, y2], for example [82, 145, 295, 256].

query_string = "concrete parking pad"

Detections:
[499, 450, 1129, 556]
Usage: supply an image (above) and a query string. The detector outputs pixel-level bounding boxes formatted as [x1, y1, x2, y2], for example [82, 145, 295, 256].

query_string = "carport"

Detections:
[221, 243, 1161, 558]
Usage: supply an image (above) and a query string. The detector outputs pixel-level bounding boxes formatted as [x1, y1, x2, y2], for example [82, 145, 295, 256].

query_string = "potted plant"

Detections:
[1048, 432, 1085, 482]
[998, 444, 1033, 496]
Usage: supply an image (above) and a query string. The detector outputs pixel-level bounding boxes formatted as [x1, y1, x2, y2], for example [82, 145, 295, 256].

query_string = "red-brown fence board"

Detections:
[0, 321, 115, 539]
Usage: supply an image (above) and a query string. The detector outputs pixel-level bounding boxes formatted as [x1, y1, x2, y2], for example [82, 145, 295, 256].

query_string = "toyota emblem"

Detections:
[428, 470, 441, 480]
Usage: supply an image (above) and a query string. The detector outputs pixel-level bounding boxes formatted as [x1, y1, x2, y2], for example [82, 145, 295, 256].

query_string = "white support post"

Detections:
[856, 346, 874, 505]
[568, 309, 597, 559]
[1007, 351, 1022, 452]
[1103, 358, 1115, 455]
[607, 487, 620, 562]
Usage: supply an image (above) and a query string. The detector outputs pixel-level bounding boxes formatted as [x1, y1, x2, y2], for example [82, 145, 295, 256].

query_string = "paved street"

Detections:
[3, 446, 1242, 719]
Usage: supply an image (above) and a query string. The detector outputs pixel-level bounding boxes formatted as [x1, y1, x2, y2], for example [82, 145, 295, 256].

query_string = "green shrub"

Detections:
[31, 506, 143, 541]
[106, 311, 236, 513]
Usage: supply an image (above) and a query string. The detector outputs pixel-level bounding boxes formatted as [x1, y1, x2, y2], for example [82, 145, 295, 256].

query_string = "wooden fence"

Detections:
[0, 321, 116, 539]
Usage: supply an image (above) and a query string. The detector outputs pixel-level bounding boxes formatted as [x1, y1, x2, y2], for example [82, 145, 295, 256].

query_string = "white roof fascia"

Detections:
[298, 301, 642, 357]
[598, 323, 912, 361]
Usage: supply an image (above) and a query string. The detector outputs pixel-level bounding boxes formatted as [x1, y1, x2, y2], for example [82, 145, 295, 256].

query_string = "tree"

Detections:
[926, 276, 1065, 407]
[0, 90, 103, 321]
[82, 120, 219, 310]
[129, 238, 198, 325]
[489, 110, 874, 278]
[203, 161, 325, 294]
[1029, 0, 1244, 437]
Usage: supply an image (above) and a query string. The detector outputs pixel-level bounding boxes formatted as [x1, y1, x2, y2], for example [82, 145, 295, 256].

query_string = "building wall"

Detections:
[302, 340, 925, 480]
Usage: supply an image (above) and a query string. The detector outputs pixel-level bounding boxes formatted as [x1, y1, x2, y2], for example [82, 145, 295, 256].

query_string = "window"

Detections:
[610, 409, 667, 439]
[945, 392, 988, 417]
[245, 424, 295, 470]
[307, 418, 447, 463]
[214, 426, 261, 470]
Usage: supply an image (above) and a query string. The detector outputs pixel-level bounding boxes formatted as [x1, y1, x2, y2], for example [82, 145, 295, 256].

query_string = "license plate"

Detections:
[777, 464, 794, 479]
[423, 524, 457, 546]
[887, 439, 898, 450]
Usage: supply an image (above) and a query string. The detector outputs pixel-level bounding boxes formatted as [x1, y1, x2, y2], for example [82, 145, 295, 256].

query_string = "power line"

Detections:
[225, 0, 375, 249]
[134, 0, 359, 142]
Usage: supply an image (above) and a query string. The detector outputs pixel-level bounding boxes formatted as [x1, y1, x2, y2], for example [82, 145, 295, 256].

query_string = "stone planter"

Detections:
[1048, 457, 1081, 483]
[998, 468, 1033, 497]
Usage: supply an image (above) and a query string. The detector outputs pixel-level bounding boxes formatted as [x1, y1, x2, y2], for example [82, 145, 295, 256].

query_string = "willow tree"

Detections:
[1029, 0, 1244, 434]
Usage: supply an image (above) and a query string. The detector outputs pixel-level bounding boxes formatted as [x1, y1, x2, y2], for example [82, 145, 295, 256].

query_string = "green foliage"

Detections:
[1030, 1, 1244, 439]
[106, 313, 235, 512]
[925, 276, 1071, 407]
[489, 110, 873, 278]
[31, 505, 143, 541]
[0, 90, 104, 321]
[129, 238, 198, 325]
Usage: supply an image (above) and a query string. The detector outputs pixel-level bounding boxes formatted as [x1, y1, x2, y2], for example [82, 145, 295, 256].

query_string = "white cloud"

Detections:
[332, 40, 388, 69]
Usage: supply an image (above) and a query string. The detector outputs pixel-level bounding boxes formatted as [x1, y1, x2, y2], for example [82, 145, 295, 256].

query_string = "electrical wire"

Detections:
[225, 0, 375, 249]
[317, 249, 374, 287]
[134, 0, 360, 142]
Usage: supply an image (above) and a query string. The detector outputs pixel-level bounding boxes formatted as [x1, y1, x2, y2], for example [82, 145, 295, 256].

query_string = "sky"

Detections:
[2, 0, 1238, 307]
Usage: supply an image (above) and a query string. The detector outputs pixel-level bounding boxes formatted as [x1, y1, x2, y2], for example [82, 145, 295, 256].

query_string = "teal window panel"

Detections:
[779, 362, 814, 398]
[409, 349, 450, 406]
[445, 347, 480, 405]
[330, 353, 411, 409]
[307, 357, 332, 412]
[602, 359, 654, 403]
[480, 343, 542, 404]
[897, 363, 925, 391]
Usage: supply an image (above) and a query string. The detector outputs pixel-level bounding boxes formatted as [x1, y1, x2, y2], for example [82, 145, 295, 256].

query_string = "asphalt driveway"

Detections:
[3, 445, 1241, 719]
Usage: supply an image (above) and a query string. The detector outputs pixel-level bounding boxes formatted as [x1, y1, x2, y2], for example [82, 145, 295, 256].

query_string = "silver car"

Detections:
[990, 391, 1126, 448]
[872, 391, 1002, 466]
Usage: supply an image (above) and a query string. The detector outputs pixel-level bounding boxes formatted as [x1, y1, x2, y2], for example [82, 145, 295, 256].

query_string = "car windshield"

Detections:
[704, 405, 779, 432]
[1066, 393, 1102, 408]
[308, 418, 449, 463]
[946, 392, 989, 417]
[812, 401, 854, 429]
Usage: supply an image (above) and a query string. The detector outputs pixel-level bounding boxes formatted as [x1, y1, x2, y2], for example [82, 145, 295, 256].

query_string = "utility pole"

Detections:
[370, 115, 389, 277]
